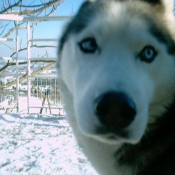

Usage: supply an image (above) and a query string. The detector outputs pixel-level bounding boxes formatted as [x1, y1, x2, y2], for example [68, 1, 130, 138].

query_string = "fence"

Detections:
[0, 15, 71, 115]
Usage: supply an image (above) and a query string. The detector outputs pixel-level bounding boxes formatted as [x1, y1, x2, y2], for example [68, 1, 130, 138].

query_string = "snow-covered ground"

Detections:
[0, 96, 65, 115]
[0, 113, 98, 175]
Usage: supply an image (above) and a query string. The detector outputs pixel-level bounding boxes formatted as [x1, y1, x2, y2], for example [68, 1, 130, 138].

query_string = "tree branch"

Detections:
[0, 0, 22, 14]
[7, 1, 60, 15]
[10, 44, 57, 57]
[0, 62, 56, 89]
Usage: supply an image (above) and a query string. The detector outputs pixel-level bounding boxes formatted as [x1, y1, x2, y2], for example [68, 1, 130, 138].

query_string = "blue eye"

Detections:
[139, 46, 157, 63]
[78, 38, 98, 53]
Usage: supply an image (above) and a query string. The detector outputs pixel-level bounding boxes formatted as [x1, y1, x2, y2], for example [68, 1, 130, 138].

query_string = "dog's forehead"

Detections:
[58, 0, 175, 56]
[60, 0, 164, 36]
[75, 6, 150, 49]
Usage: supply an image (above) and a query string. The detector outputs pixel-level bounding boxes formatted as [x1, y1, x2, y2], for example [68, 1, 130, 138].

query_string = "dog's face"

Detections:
[58, 0, 175, 144]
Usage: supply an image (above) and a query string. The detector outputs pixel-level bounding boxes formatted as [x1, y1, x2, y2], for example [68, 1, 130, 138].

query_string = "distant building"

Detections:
[0, 76, 13, 84]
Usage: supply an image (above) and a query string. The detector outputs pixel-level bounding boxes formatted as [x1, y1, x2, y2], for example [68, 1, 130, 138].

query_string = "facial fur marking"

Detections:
[149, 25, 175, 55]
[58, 1, 100, 55]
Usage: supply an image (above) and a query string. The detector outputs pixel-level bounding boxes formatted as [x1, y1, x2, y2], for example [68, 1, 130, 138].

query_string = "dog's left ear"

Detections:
[143, 0, 174, 12]
[142, 0, 161, 4]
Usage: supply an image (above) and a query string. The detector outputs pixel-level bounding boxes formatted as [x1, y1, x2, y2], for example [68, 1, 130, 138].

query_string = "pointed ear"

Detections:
[143, 0, 174, 12]
[142, 0, 161, 4]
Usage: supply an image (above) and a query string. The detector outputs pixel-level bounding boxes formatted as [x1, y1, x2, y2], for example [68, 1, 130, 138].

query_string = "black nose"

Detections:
[94, 92, 136, 128]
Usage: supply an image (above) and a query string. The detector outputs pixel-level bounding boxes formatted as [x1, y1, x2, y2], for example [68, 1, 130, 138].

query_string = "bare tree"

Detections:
[0, 0, 65, 88]
[0, 0, 65, 37]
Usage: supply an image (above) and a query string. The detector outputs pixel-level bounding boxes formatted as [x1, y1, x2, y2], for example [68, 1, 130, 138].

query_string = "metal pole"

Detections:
[16, 21, 19, 113]
[0, 14, 23, 21]
[23, 16, 72, 22]
[55, 78, 56, 104]
[27, 22, 31, 114]
[37, 78, 38, 98]
[41, 79, 42, 92]
[59, 80, 61, 105]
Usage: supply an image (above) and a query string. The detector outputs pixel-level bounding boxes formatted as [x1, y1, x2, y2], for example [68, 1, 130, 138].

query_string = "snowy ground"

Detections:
[0, 113, 98, 175]
[0, 97, 64, 115]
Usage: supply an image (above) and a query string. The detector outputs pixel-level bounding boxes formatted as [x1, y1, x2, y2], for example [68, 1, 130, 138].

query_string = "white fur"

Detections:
[58, 1, 175, 174]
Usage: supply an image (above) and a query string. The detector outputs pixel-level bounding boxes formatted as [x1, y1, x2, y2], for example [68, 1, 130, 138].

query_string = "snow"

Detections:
[0, 96, 65, 115]
[0, 114, 98, 175]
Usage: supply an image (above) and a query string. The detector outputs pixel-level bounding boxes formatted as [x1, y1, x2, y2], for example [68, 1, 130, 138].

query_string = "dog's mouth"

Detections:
[77, 91, 146, 143]
[94, 126, 130, 142]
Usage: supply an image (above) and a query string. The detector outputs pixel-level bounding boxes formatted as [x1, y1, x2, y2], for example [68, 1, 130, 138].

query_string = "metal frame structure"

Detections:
[25, 16, 71, 114]
[0, 15, 23, 112]
[0, 15, 71, 114]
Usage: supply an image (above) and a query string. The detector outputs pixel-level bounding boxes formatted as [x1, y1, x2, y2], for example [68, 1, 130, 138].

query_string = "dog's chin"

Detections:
[90, 134, 124, 145]
[80, 125, 141, 145]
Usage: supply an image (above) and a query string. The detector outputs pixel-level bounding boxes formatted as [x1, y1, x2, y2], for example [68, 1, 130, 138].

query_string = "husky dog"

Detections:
[57, 0, 175, 174]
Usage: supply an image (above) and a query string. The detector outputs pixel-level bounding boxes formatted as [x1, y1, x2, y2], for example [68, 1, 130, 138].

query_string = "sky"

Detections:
[33, 0, 84, 39]
[0, 0, 84, 59]
[0, 0, 175, 60]
[30, 0, 84, 58]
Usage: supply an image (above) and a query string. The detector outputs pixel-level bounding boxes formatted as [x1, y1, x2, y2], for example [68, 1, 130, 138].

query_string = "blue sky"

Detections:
[57, 0, 84, 15]
[0, 0, 84, 59]
[31, 0, 84, 57]
[33, 0, 84, 39]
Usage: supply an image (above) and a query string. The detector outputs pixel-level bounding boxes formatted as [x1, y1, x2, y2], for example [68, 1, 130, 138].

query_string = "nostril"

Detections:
[94, 92, 136, 128]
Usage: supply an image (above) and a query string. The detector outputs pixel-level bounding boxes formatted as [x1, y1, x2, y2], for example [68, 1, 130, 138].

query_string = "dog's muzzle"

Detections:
[94, 92, 136, 129]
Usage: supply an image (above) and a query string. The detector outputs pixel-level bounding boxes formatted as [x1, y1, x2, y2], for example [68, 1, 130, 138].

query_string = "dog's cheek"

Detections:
[60, 42, 79, 94]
